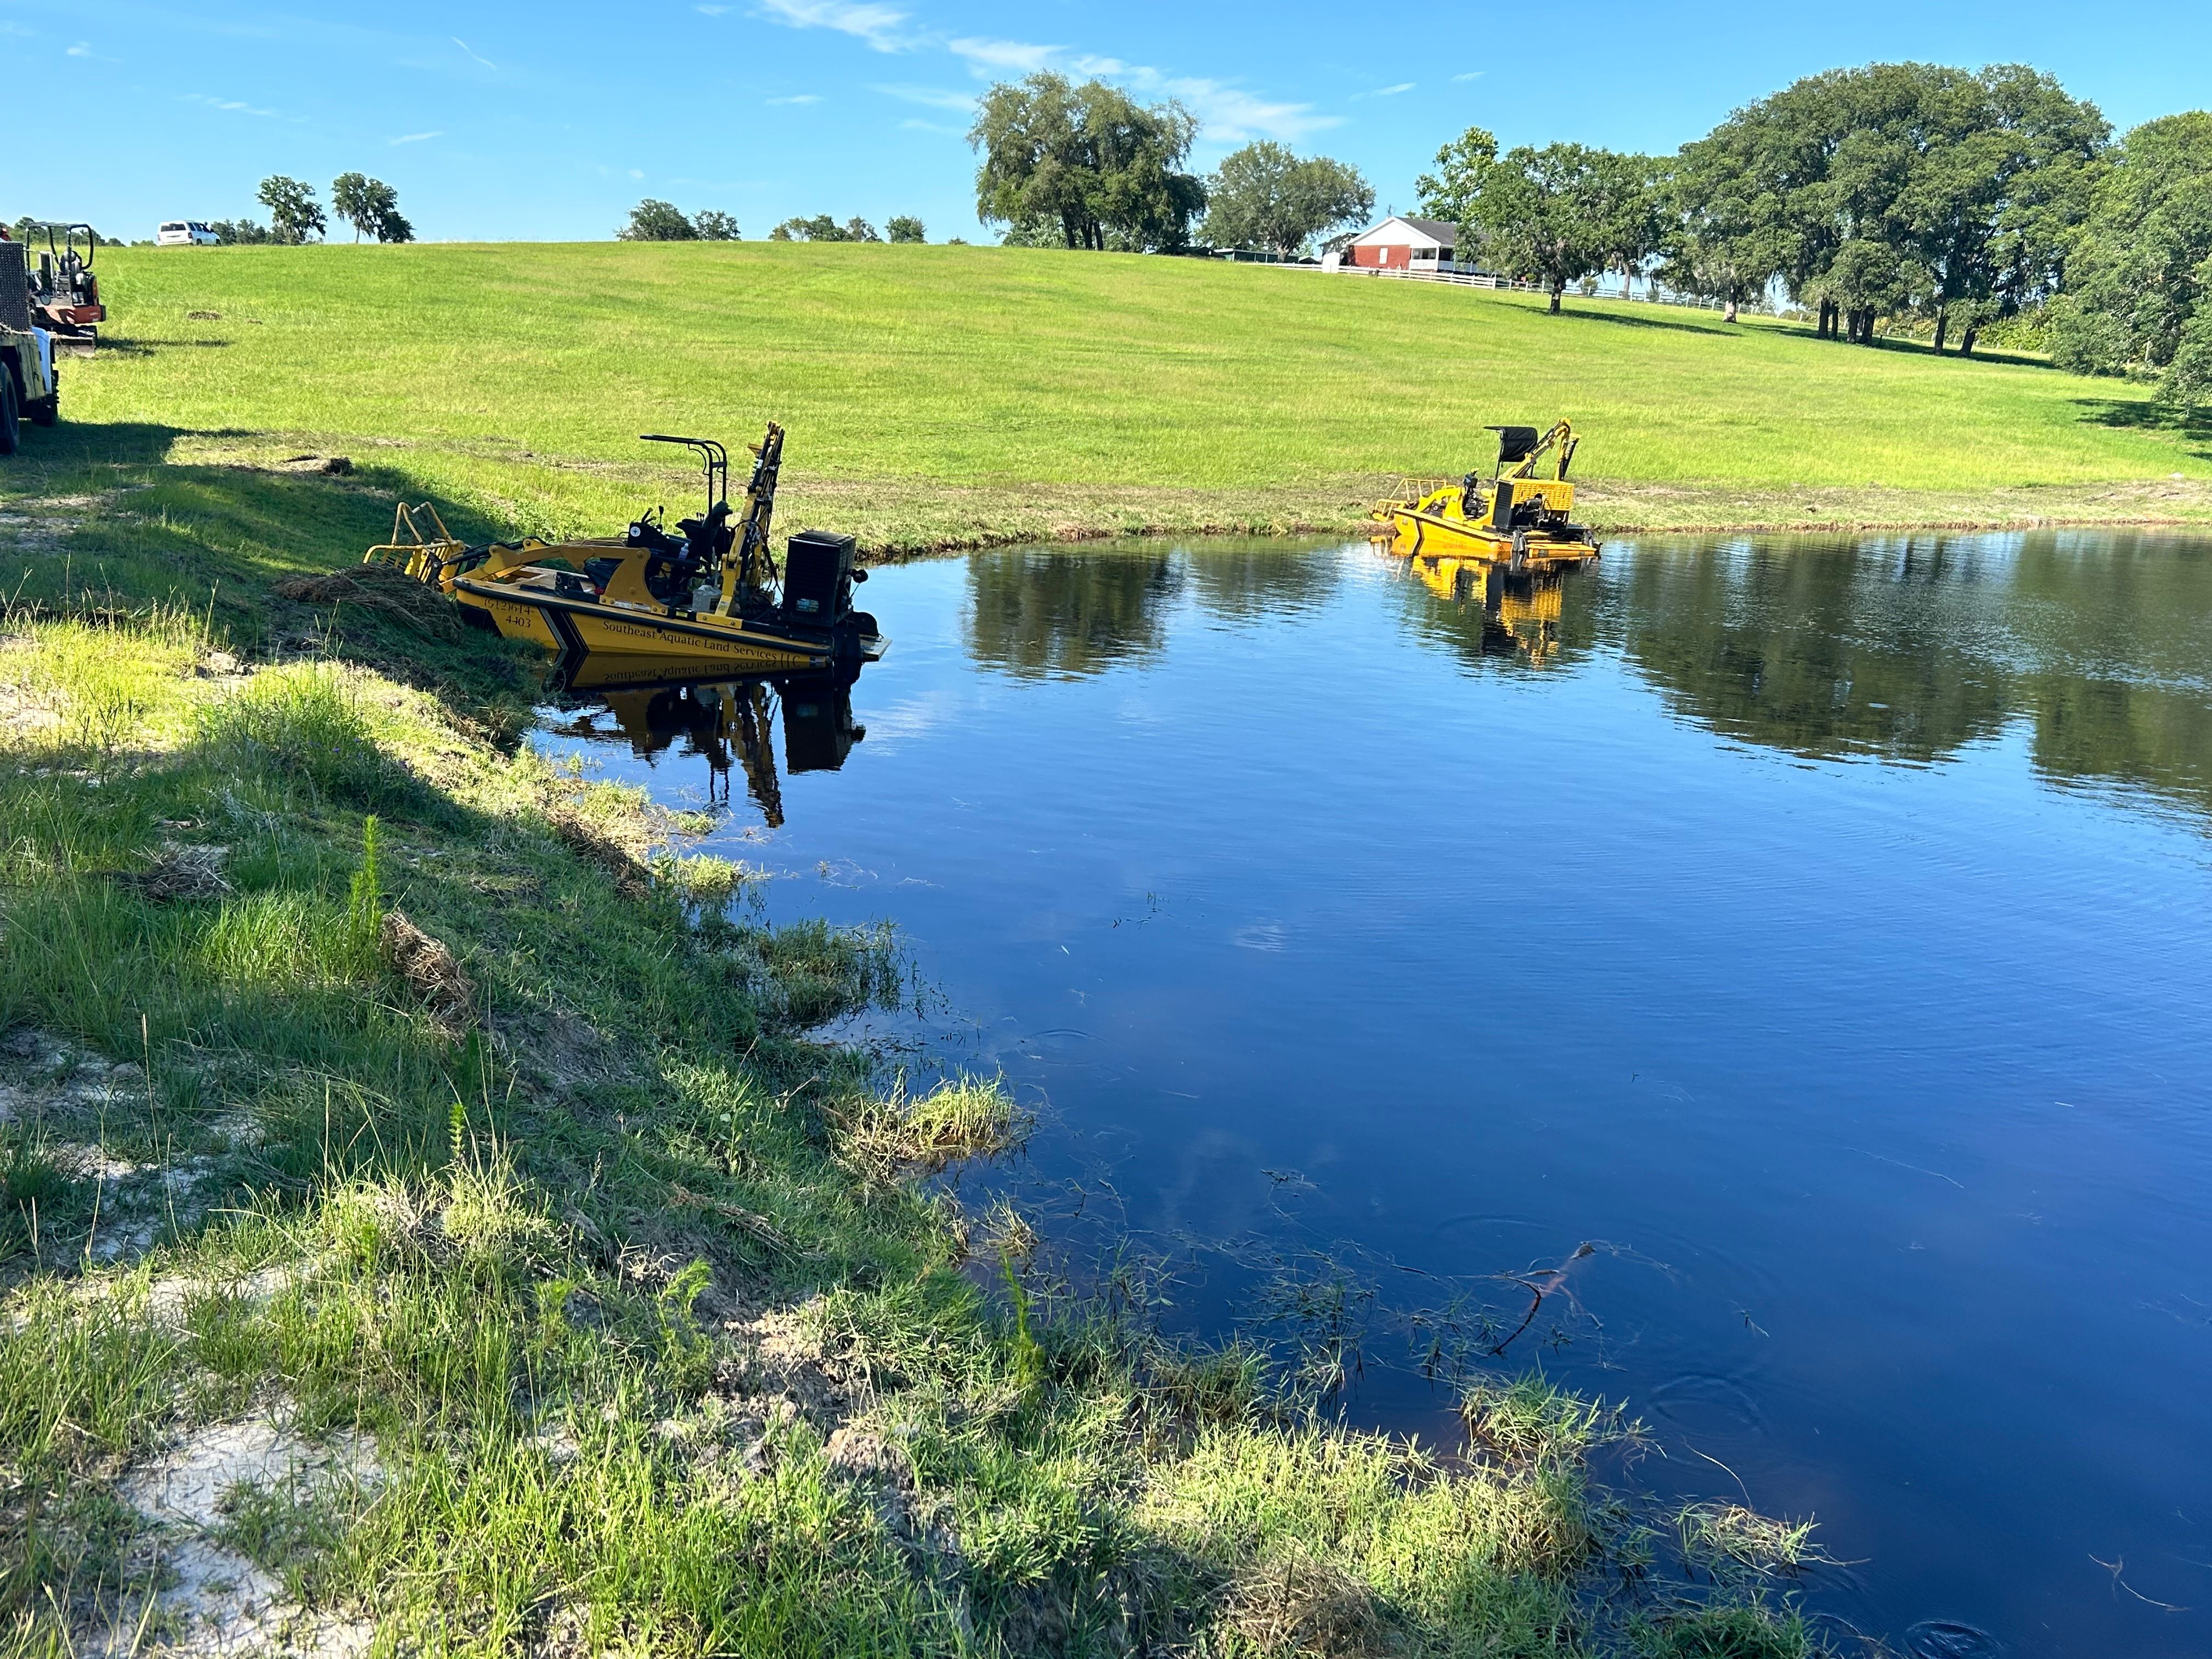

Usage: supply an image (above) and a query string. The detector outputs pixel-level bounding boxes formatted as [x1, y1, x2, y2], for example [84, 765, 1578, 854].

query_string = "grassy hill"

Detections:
[46, 240, 2212, 550]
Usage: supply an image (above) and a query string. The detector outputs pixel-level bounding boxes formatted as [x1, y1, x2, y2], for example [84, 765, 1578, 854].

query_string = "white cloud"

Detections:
[899, 117, 960, 134]
[871, 82, 974, 111]
[1450, 71, 1483, 82]
[946, 36, 1060, 74]
[936, 39, 1330, 143]
[766, 93, 822, 104]
[760, 12, 1328, 146]
[66, 41, 91, 55]
[390, 130, 443, 144]
[1358, 82, 1415, 98]
[695, 3, 732, 11]
[1164, 78, 1338, 142]
[754, 0, 911, 52]
[629, 168, 645, 179]
[184, 93, 276, 117]
[452, 36, 497, 71]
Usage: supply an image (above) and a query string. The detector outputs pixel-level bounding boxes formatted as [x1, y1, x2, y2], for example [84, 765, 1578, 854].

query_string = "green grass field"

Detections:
[43, 240, 2212, 551]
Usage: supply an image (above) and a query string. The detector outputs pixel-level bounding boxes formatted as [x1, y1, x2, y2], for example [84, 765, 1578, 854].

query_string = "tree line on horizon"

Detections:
[206, 175, 415, 245]
[966, 62, 2212, 413]
[614, 202, 935, 244]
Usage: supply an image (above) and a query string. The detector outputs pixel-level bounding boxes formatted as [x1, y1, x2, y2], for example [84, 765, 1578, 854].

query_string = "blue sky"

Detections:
[9, 0, 2210, 244]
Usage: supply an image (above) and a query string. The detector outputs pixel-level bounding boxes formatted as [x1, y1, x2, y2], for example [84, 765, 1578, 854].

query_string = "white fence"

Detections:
[1307, 262, 1773, 315]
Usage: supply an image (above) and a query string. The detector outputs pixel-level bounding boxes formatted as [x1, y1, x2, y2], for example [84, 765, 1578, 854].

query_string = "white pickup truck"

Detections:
[0, 234, 61, 453]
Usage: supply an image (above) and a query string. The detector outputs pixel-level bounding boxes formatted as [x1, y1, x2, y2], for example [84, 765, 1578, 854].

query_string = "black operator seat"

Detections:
[1489, 425, 1542, 467]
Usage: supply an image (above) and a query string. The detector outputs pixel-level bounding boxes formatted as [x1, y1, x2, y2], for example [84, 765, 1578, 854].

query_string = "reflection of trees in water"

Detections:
[962, 532, 2212, 816]
[964, 549, 1183, 679]
[964, 544, 1345, 679]
[1601, 539, 2013, 763]
[2009, 538, 2212, 810]
[1602, 532, 2212, 815]
[1181, 545, 1341, 620]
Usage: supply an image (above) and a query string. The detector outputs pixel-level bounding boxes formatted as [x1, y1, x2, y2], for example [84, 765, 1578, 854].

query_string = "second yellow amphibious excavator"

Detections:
[1370, 420, 1600, 568]
[365, 424, 885, 675]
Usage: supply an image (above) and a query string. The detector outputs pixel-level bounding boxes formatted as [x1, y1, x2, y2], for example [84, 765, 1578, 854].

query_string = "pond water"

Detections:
[539, 533, 2212, 1657]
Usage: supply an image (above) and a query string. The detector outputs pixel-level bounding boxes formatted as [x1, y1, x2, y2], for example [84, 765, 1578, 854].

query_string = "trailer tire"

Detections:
[29, 393, 57, 428]
[0, 370, 19, 455]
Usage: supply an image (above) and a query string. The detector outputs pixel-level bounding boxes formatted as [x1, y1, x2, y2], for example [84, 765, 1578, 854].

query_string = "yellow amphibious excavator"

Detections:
[365, 424, 885, 675]
[1370, 420, 1600, 569]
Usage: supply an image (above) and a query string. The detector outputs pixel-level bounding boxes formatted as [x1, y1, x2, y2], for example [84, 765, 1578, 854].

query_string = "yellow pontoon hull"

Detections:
[1372, 505, 1599, 569]
[449, 574, 885, 675]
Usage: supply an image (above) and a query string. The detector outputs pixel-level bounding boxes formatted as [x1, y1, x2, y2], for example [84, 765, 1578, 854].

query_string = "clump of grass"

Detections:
[837, 1073, 1028, 1182]
[652, 850, 753, 906]
[978, 1195, 1039, 1268]
[1630, 1599, 1818, 1658]
[1460, 1371, 1639, 1467]
[1145, 1342, 1269, 1434]
[197, 661, 397, 805]
[195, 890, 374, 991]
[1144, 1422, 1592, 1648]
[439, 1153, 554, 1271]
[747, 916, 904, 1026]
[1220, 1547, 1389, 1658]
[1677, 1502, 1825, 1578]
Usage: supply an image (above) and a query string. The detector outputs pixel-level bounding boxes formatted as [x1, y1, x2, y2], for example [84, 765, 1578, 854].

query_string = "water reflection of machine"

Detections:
[1387, 548, 1571, 664]
[551, 663, 866, 826]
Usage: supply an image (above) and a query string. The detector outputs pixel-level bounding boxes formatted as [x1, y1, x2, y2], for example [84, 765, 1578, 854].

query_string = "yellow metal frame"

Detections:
[364, 502, 470, 585]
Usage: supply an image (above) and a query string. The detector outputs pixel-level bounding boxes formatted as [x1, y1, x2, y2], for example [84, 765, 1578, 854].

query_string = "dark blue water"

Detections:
[540, 533, 2212, 1657]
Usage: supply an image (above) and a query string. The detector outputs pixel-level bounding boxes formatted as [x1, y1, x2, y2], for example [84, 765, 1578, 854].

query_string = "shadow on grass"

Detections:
[92, 336, 234, 357]
[1635, 313, 2055, 368]
[2073, 396, 2212, 457]
[2, 419, 540, 730]
[1533, 303, 1737, 337]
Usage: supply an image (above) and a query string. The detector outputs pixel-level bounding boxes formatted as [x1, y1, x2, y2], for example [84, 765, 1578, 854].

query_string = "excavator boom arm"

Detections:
[1504, 420, 1577, 481]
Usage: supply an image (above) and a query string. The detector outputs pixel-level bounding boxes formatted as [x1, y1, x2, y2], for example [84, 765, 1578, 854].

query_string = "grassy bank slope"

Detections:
[55, 241, 2212, 548]
[0, 517, 1821, 1654]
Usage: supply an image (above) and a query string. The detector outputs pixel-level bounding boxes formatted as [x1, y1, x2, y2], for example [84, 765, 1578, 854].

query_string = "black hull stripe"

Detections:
[456, 582, 833, 656]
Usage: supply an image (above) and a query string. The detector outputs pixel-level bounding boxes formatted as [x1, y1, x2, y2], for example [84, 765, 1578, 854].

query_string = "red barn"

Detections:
[1342, 216, 1462, 272]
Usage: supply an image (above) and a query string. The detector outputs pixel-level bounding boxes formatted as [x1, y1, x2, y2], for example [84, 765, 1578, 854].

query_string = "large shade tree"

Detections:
[330, 174, 414, 244]
[970, 74, 1205, 252]
[1200, 142, 1373, 257]
[619, 200, 698, 241]
[1417, 129, 1662, 312]
[1675, 62, 2108, 349]
[2049, 112, 2212, 411]
[256, 177, 325, 244]
[1657, 163, 1782, 320]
